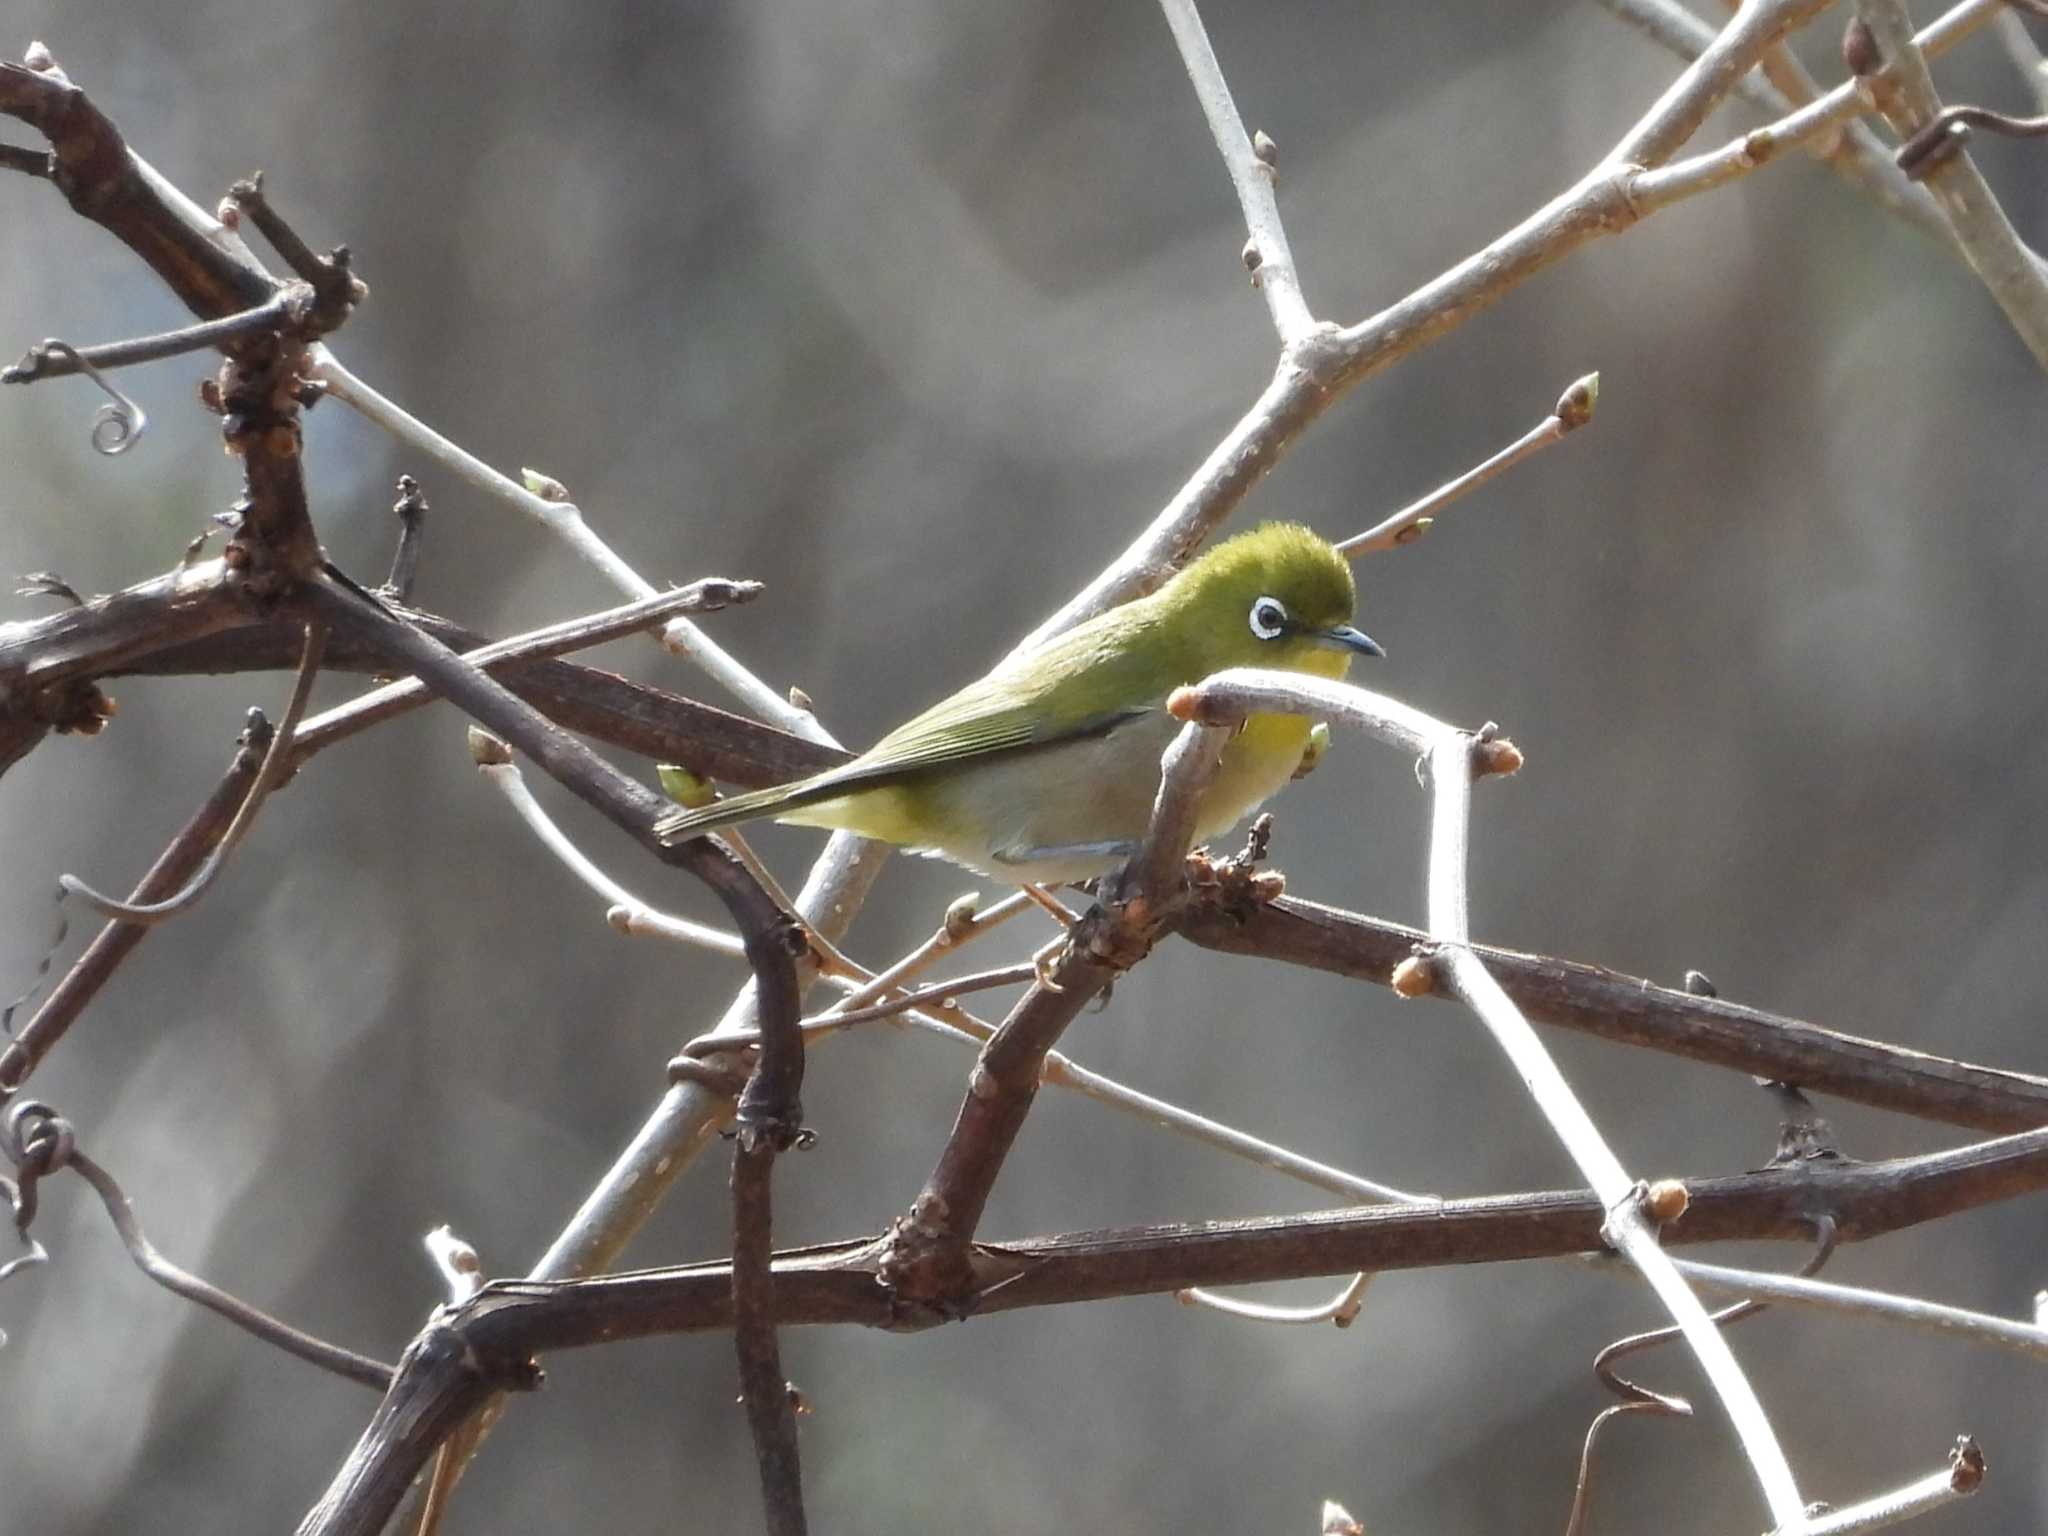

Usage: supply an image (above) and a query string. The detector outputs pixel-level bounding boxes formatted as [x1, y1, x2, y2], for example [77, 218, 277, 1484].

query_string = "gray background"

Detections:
[3, 2, 2045, 1532]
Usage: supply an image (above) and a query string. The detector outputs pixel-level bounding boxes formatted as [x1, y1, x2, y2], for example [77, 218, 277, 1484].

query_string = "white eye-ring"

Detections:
[1248, 595, 1288, 640]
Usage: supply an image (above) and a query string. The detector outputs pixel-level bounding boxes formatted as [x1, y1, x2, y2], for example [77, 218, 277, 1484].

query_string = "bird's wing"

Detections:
[654, 647, 1153, 843]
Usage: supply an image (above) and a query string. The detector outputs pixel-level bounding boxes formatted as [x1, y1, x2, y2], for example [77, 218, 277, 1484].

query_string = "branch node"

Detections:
[1643, 1178, 1690, 1224]
[466, 725, 512, 766]
[1390, 951, 1437, 999]
[1949, 1435, 1986, 1494]
[1474, 735, 1524, 777]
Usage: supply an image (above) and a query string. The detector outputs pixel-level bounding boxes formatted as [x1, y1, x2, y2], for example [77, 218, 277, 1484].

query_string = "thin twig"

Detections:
[58, 622, 326, 924]
[1567, 1223, 1839, 1536]
[803, 968, 1033, 1036]
[1176, 1270, 1373, 1326]
[0, 141, 51, 177]
[1610, 0, 1835, 169]
[1657, 1254, 2048, 1361]
[1, 290, 305, 383]
[1006, 0, 1997, 662]
[381, 475, 428, 602]
[1596, 0, 1817, 118]
[472, 746, 742, 959]
[1789, 1438, 1984, 1536]
[1335, 374, 1598, 557]
[1598, 0, 1960, 248]
[1155, 0, 1315, 341]
[1040, 1050, 1435, 1205]
[305, 349, 835, 745]
[0, 715, 268, 1094]
[286, 581, 758, 769]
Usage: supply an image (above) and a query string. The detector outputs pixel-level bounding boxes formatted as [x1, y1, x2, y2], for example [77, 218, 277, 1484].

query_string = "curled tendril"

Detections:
[0, 1186, 47, 1287]
[1896, 104, 2048, 181]
[34, 340, 147, 455]
[2, 1099, 75, 1233]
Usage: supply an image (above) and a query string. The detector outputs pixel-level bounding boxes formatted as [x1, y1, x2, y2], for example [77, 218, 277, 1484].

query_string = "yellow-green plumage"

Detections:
[654, 522, 1380, 882]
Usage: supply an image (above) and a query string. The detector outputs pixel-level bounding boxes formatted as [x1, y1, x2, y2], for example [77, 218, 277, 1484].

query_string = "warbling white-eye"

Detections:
[653, 522, 1382, 883]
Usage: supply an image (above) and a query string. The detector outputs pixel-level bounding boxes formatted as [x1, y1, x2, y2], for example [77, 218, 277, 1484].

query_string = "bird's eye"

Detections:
[1248, 596, 1288, 640]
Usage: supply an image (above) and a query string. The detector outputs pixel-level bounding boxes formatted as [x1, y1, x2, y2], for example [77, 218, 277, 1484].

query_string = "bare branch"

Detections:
[1597, 0, 1961, 247]
[728, 887, 811, 1536]
[1657, 1255, 2048, 1361]
[1849, 1, 2048, 368]
[56, 621, 325, 925]
[1156, 0, 1316, 341]
[1610, 0, 1834, 169]
[276, 1131, 2048, 1525]
[2, 288, 307, 382]
[0, 714, 266, 1095]
[1789, 1438, 1984, 1536]
[1335, 373, 1597, 557]
[1177, 894, 2048, 1132]
[428, 1126, 2048, 1340]
[305, 349, 837, 745]
[1011, 0, 1939, 660]
[284, 581, 758, 769]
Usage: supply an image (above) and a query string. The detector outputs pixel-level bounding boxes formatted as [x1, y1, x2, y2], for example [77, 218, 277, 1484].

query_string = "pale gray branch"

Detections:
[1157, 0, 1316, 341]
[1853, 0, 2048, 370]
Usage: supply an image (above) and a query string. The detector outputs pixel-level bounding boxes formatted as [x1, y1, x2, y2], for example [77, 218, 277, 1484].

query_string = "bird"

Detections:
[654, 521, 1382, 884]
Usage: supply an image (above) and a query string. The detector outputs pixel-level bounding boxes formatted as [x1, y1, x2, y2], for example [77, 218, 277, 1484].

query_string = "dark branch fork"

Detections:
[4, 47, 816, 1534]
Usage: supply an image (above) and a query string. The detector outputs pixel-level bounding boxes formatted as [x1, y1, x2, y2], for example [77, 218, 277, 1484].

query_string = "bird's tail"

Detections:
[653, 777, 838, 844]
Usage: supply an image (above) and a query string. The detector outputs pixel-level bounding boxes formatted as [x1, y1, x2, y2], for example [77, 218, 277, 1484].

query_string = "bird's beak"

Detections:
[1317, 624, 1385, 659]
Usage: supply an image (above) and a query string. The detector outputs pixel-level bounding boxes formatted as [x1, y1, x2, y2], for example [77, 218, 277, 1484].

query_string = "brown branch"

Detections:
[379, 1127, 2048, 1399]
[0, 713, 267, 1094]
[729, 798, 813, 1536]
[0, 556, 840, 785]
[1, 289, 308, 382]
[0, 561, 247, 708]
[292, 1322, 541, 1536]
[0, 140, 50, 177]
[58, 620, 325, 926]
[1, 51, 331, 575]
[281, 1110, 2048, 1525]
[292, 569, 809, 1536]
[0, 54, 276, 315]
[732, 1125, 809, 1536]
[127, 602, 844, 784]
[878, 738, 1232, 1309]
[1177, 893, 2048, 1132]
[878, 944, 1122, 1309]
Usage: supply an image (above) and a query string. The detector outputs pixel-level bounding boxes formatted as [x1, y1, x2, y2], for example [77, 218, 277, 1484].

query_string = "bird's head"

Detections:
[1165, 522, 1383, 678]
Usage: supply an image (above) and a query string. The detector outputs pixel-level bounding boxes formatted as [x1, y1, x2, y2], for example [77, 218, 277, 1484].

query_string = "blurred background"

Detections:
[3, 2, 2045, 1531]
